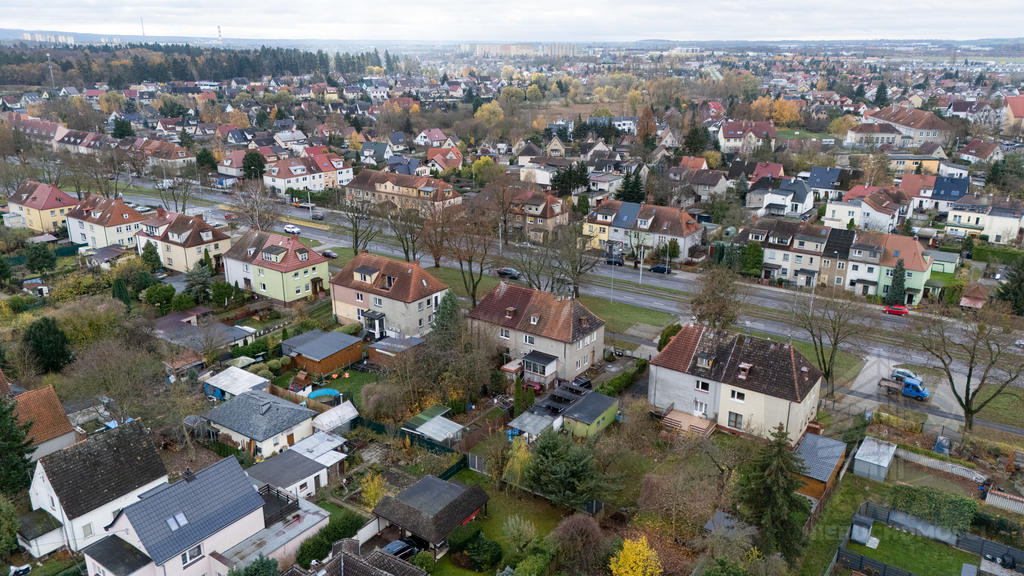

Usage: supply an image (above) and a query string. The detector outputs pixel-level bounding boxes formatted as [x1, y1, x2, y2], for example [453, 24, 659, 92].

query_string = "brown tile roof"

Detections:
[12, 386, 74, 445]
[330, 252, 448, 303]
[138, 211, 230, 248]
[65, 194, 147, 227]
[346, 169, 459, 203]
[850, 123, 901, 134]
[678, 156, 708, 171]
[467, 283, 605, 343]
[960, 139, 999, 159]
[869, 105, 950, 131]
[881, 234, 930, 272]
[897, 174, 936, 197]
[251, 233, 328, 273]
[9, 181, 78, 211]
[651, 324, 821, 403]
[1006, 96, 1024, 118]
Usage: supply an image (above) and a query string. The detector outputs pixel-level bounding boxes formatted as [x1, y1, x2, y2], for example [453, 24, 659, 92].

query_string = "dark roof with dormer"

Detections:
[468, 283, 604, 344]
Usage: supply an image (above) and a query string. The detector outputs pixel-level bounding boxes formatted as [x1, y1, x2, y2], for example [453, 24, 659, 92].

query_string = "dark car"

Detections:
[382, 538, 419, 560]
[605, 254, 624, 266]
[311, 211, 325, 221]
[649, 264, 671, 274]
[321, 250, 339, 259]
[496, 267, 521, 280]
[572, 376, 593, 390]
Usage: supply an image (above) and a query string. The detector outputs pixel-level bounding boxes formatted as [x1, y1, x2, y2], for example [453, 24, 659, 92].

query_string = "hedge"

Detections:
[448, 523, 482, 554]
[467, 534, 504, 571]
[232, 336, 270, 358]
[597, 358, 648, 396]
[888, 484, 978, 533]
[340, 322, 363, 335]
[973, 244, 1024, 265]
[295, 514, 365, 568]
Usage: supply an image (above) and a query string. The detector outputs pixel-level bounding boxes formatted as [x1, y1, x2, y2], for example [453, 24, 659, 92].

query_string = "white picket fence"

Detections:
[988, 490, 1024, 515]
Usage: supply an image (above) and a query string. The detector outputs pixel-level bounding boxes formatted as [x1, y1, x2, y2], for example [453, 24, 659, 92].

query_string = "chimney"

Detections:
[182, 467, 195, 482]
[738, 362, 752, 380]
[156, 207, 166, 218]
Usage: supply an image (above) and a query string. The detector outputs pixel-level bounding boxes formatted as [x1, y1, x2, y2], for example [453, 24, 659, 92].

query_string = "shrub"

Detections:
[657, 324, 683, 351]
[280, 356, 292, 367]
[232, 337, 269, 358]
[888, 484, 978, 533]
[514, 554, 551, 576]
[295, 534, 331, 569]
[597, 358, 648, 396]
[257, 369, 274, 380]
[340, 322, 363, 335]
[6, 294, 37, 313]
[320, 511, 366, 542]
[411, 551, 436, 572]
[267, 359, 282, 374]
[448, 523, 482, 554]
[467, 534, 504, 571]
[446, 397, 468, 415]
[248, 362, 268, 374]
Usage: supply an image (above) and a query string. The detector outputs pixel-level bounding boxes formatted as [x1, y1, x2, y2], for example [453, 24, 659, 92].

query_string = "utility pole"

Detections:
[46, 53, 55, 94]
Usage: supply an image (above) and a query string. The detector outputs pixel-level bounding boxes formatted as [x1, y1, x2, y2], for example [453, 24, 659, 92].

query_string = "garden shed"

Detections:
[853, 436, 897, 482]
[795, 433, 847, 499]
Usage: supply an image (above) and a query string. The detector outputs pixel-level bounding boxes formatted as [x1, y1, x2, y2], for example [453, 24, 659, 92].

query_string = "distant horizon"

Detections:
[5, 0, 1024, 46]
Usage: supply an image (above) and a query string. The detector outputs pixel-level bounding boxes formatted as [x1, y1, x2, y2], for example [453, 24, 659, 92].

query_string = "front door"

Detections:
[314, 474, 322, 491]
[862, 285, 869, 295]
[287, 433, 295, 446]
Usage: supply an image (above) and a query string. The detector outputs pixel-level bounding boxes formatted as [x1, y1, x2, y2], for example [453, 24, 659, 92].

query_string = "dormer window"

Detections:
[298, 251, 308, 262]
[247, 247, 256, 257]
[386, 276, 396, 289]
[505, 307, 515, 319]
[696, 353, 713, 370]
[530, 315, 539, 325]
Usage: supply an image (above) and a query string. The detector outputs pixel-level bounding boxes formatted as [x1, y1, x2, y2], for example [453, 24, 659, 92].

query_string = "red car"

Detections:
[223, 212, 237, 220]
[883, 304, 910, 316]
[521, 381, 543, 393]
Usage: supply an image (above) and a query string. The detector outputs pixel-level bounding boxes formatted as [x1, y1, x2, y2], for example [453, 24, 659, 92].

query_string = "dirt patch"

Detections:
[157, 438, 222, 479]
[607, 524, 697, 576]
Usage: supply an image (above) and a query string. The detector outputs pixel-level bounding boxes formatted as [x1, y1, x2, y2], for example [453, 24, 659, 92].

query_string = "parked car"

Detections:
[311, 211, 325, 221]
[496, 267, 521, 280]
[522, 380, 543, 393]
[606, 254, 624, 266]
[890, 368, 921, 383]
[222, 212, 236, 220]
[883, 304, 909, 316]
[649, 264, 671, 274]
[321, 250, 339, 259]
[382, 538, 419, 560]
[283, 224, 302, 235]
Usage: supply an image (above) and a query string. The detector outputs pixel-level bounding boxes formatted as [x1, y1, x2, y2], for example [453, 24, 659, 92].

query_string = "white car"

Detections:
[890, 368, 921, 382]
[283, 224, 302, 235]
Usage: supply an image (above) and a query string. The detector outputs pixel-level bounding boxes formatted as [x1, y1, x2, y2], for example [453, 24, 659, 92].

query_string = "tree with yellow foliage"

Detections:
[474, 101, 504, 127]
[828, 115, 858, 137]
[750, 96, 774, 121]
[360, 472, 386, 507]
[229, 109, 250, 129]
[610, 537, 662, 576]
[770, 99, 801, 127]
[530, 72, 547, 90]
[526, 84, 543, 104]
[627, 89, 644, 116]
[347, 132, 362, 151]
[99, 91, 126, 114]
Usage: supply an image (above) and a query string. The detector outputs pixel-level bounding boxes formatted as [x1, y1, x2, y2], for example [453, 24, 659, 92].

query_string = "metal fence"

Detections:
[957, 532, 1024, 564]
[352, 416, 457, 455]
[438, 455, 467, 481]
[837, 549, 914, 576]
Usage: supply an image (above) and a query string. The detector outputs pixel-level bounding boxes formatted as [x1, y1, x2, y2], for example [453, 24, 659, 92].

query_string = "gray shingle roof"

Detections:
[121, 457, 264, 565]
[373, 476, 489, 544]
[39, 421, 167, 519]
[564, 392, 617, 425]
[282, 329, 361, 362]
[205, 390, 315, 442]
[82, 536, 151, 576]
[795, 433, 846, 482]
[245, 449, 325, 489]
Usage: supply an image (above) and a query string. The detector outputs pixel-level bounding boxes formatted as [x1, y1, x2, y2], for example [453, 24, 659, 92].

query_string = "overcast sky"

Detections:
[6, 0, 1023, 43]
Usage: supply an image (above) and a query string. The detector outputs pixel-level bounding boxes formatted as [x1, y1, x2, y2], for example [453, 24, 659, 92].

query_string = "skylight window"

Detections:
[167, 517, 179, 531]
[166, 512, 188, 531]
[175, 512, 188, 527]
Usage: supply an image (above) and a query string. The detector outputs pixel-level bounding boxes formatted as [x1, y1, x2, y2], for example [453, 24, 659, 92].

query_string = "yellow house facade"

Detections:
[6, 181, 79, 233]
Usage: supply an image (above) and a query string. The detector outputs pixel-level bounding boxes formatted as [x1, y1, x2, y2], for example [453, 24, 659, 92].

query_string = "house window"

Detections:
[418, 302, 424, 311]
[837, 262, 846, 270]
[181, 545, 202, 565]
[82, 522, 93, 538]
[305, 283, 310, 292]
[373, 297, 383, 307]
[296, 287, 301, 295]
[356, 293, 363, 302]
[300, 482, 308, 491]
[795, 255, 803, 264]
[835, 276, 842, 285]
[731, 390, 745, 402]
[524, 334, 535, 345]
[851, 264, 859, 272]
[260, 283, 267, 291]
[294, 272, 300, 280]
[258, 268, 264, 277]
[782, 253, 790, 262]
[49, 495, 56, 510]
[867, 267, 874, 273]
[576, 359, 582, 369]
[695, 380, 710, 393]
[167, 258, 173, 266]
[822, 259, 830, 267]
[728, 412, 743, 429]
[886, 269, 894, 277]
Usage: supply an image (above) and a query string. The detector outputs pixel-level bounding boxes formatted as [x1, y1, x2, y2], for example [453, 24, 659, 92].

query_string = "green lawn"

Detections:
[299, 237, 323, 249]
[845, 522, 979, 576]
[323, 370, 379, 407]
[798, 475, 890, 576]
[578, 295, 675, 333]
[316, 498, 366, 524]
[432, 469, 565, 576]
[975, 384, 1024, 428]
[777, 129, 832, 141]
[929, 271, 957, 286]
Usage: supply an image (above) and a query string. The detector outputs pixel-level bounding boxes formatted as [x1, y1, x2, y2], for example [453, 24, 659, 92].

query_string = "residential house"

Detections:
[413, 128, 449, 147]
[1002, 96, 1024, 136]
[22, 422, 168, 556]
[746, 179, 814, 218]
[263, 157, 328, 194]
[246, 449, 329, 499]
[631, 204, 705, 265]
[281, 329, 363, 374]
[688, 170, 729, 201]
[545, 136, 567, 157]
[562, 392, 619, 437]
[84, 457, 328, 576]
[307, 152, 353, 188]
[842, 123, 902, 148]
[218, 149, 251, 178]
[958, 139, 1004, 164]
[822, 187, 908, 232]
[65, 194, 147, 250]
[887, 153, 940, 176]
[361, 141, 394, 166]
[946, 194, 1024, 245]
[739, 219, 829, 285]
[330, 252, 449, 339]
[205, 390, 316, 457]
[223, 230, 329, 303]
[510, 192, 570, 243]
[388, 131, 408, 151]
[468, 283, 606, 385]
[929, 176, 970, 214]
[816, 228, 855, 289]
[584, 200, 620, 250]
[11, 386, 76, 461]
[516, 142, 543, 166]
[750, 162, 784, 183]
[717, 121, 776, 154]
[878, 233, 932, 305]
[897, 174, 938, 211]
[648, 323, 822, 443]
[861, 105, 952, 146]
[136, 209, 231, 273]
[5, 181, 79, 233]
[844, 231, 887, 297]
[343, 170, 462, 213]
[425, 146, 463, 172]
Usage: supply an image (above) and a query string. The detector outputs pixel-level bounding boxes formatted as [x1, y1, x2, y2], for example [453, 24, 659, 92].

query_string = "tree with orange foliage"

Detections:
[228, 109, 250, 129]
[750, 96, 774, 121]
[637, 106, 658, 147]
[770, 99, 801, 127]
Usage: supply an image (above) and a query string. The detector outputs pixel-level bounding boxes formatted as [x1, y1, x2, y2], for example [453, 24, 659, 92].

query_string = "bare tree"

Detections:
[420, 204, 455, 267]
[448, 207, 498, 307]
[789, 287, 873, 397]
[689, 267, 744, 328]
[87, 147, 138, 198]
[164, 376, 206, 461]
[506, 242, 560, 292]
[552, 221, 600, 298]
[232, 180, 282, 231]
[387, 206, 424, 262]
[907, 306, 1024, 431]
[157, 166, 200, 212]
[33, 149, 71, 189]
[0, 158, 31, 198]
[334, 199, 383, 256]
[67, 339, 163, 423]
[480, 172, 532, 246]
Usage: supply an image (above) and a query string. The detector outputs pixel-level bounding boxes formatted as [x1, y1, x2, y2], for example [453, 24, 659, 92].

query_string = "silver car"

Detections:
[890, 368, 920, 382]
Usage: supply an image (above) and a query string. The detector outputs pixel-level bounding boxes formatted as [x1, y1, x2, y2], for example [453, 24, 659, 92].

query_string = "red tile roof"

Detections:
[12, 385, 74, 445]
[252, 233, 328, 273]
[330, 252, 447, 303]
[65, 194, 147, 227]
[9, 181, 78, 211]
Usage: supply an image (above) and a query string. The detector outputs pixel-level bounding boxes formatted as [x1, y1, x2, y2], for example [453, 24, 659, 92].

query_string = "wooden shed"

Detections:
[794, 433, 847, 500]
[282, 329, 363, 375]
